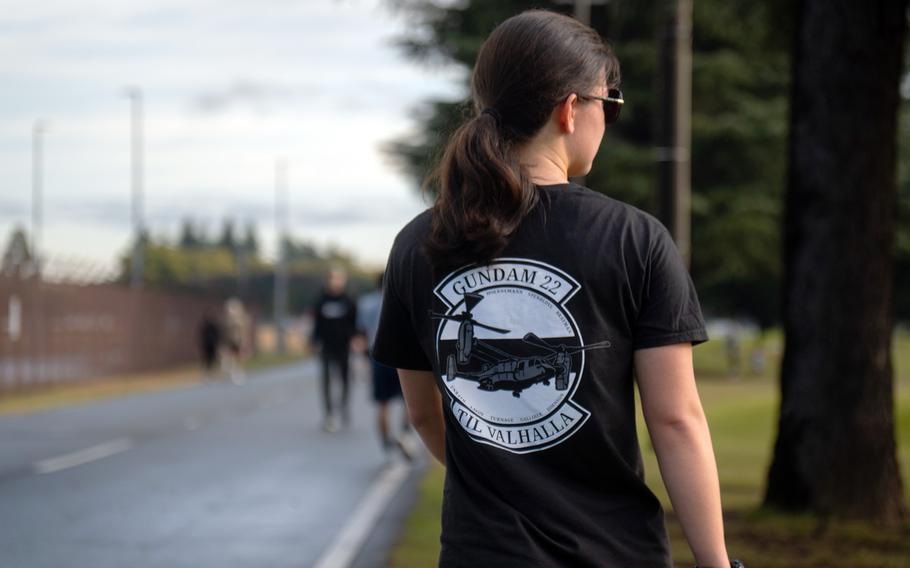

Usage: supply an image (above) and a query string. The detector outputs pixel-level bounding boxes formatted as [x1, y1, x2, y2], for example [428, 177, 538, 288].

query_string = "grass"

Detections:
[391, 465, 446, 567]
[0, 351, 306, 416]
[390, 328, 910, 568]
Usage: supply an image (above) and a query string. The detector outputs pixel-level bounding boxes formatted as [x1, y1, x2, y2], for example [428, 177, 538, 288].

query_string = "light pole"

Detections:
[31, 119, 47, 278]
[273, 158, 289, 355]
[30, 119, 48, 386]
[574, 0, 592, 24]
[126, 87, 145, 288]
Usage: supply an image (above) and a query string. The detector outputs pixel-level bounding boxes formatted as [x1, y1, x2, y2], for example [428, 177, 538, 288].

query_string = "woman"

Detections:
[372, 9, 740, 568]
[222, 297, 249, 385]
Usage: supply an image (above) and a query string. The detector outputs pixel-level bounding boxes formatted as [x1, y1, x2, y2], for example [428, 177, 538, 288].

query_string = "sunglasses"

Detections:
[579, 88, 624, 124]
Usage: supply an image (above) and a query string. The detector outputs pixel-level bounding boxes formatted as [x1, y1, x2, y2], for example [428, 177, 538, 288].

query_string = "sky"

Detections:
[0, 0, 465, 274]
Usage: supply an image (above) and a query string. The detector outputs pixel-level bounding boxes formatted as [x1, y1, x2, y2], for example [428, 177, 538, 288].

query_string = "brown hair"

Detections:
[423, 9, 620, 269]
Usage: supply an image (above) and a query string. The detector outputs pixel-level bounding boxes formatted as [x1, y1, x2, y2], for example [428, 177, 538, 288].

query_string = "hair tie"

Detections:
[480, 107, 501, 124]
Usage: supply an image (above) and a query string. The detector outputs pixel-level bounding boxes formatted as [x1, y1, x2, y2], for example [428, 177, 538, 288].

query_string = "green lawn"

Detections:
[391, 329, 910, 567]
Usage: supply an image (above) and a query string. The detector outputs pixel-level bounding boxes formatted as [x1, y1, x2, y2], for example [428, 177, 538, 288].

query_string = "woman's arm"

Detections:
[634, 343, 730, 568]
[398, 369, 446, 465]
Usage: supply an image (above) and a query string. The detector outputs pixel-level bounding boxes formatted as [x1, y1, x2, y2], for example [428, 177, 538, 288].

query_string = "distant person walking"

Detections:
[312, 267, 358, 432]
[222, 297, 250, 385]
[357, 272, 412, 462]
[199, 309, 221, 375]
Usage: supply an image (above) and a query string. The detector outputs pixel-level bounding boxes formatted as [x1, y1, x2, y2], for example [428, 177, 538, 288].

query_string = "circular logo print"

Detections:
[432, 258, 611, 453]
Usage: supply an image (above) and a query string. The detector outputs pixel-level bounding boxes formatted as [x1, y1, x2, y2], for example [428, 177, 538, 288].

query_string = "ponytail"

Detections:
[421, 10, 618, 269]
[423, 108, 538, 268]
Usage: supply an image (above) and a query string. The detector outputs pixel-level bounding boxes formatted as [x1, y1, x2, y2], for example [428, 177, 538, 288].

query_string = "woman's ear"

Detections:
[555, 94, 577, 134]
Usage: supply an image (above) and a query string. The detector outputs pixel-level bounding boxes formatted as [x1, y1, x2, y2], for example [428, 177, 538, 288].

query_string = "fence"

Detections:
[0, 274, 225, 391]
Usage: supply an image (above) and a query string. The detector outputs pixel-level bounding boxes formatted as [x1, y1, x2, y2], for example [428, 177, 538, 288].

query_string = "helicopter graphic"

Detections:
[443, 332, 612, 398]
[429, 292, 509, 364]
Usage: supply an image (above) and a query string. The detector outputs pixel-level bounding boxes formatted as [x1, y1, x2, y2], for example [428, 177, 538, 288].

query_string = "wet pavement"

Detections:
[0, 359, 423, 568]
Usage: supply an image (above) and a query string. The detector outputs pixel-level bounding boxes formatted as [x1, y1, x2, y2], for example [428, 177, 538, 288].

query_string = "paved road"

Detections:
[0, 359, 423, 568]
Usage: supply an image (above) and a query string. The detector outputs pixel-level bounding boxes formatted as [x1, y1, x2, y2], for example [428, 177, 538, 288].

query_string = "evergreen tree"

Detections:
[1, 226, 34, 276]
[386, 0, 790, 327]
[765, 0, 907, 523]
[178, 218, 201, 249]
[242, 222, 259, 256]
[218, 218, 237, 251]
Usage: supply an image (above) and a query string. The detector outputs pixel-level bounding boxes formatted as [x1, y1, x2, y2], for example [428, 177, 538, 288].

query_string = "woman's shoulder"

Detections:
[388, 208, 433, 260]
[557, 182, 668, 237]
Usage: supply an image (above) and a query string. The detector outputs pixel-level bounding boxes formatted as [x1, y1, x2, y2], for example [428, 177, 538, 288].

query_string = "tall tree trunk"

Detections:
[765, 0, 908, 524]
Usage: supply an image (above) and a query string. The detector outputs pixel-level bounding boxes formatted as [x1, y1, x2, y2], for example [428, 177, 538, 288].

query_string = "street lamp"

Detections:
[31, 119, 47, 278]
[125, 87, 145, 288]
[273, 158, 290, 354]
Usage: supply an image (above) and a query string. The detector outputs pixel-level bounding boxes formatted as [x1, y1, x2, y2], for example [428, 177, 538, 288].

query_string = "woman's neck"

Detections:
[517, 141, 569, 185]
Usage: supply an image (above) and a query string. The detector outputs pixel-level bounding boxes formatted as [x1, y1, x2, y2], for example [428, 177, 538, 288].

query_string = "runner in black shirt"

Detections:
[312, 267, 358, 432]
[372, 9, 741, 568]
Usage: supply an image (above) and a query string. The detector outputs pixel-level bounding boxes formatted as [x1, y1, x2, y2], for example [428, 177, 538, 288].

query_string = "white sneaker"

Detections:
[322, 416, 339, 433]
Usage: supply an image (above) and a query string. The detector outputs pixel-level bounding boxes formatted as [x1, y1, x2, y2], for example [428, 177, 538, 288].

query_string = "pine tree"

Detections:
[765, 0, 908, 523]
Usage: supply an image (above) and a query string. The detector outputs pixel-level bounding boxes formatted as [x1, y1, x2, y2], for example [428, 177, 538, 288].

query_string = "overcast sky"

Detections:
[0, 0, 465, 273]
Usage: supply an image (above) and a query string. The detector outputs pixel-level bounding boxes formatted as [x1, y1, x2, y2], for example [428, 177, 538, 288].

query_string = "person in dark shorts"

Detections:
[371, 9, 742, 568]
[312, 267, 357, 432]
[357, 272, 412, 462]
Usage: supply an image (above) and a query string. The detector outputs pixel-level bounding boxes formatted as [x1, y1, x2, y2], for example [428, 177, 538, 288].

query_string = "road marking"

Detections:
[312, 462, 411, 568]
[33, 438, 133, 475]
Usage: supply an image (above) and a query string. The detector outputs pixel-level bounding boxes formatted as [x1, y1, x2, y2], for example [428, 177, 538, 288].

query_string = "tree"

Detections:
[386, 0, 791, 327]
[282, 236, 320, 263]
[1, 226, 35, 277]
[765, 0, 908, 523]
[242, 222, 259, 256]
[218, 218, 237, 251]
[178, 218, 202, 249]
[895, 63, 910, 321]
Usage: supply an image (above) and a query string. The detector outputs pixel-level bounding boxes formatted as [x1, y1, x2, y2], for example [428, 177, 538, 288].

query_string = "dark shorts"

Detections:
[371, 358, 402, 402]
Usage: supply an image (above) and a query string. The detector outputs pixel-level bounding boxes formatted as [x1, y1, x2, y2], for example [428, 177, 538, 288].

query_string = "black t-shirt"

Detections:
[312, 291, 358, 353]
[372, 182, 708, 567]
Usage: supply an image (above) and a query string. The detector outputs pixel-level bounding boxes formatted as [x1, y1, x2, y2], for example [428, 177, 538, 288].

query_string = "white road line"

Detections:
[33, 438, 133, 475]
[312, 462, 411, 568]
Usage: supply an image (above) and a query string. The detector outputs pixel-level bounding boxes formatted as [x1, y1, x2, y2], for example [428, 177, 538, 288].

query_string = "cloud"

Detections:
[0, 198, 29, 221]
[0, 0, 457, 267]
[191, 79, 321, 114]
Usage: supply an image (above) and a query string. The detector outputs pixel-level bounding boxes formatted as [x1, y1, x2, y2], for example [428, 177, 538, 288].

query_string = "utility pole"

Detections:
[30, 119, 47, 386]
[31, 120, 46, 278]
[273, 159, 289, 355]
[657, 0, 694, 266]
[574, 0, 591, 188]
[574, 0, 592, 24]
[126, 87, 145, 288]
[563, 0, 609, 187]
